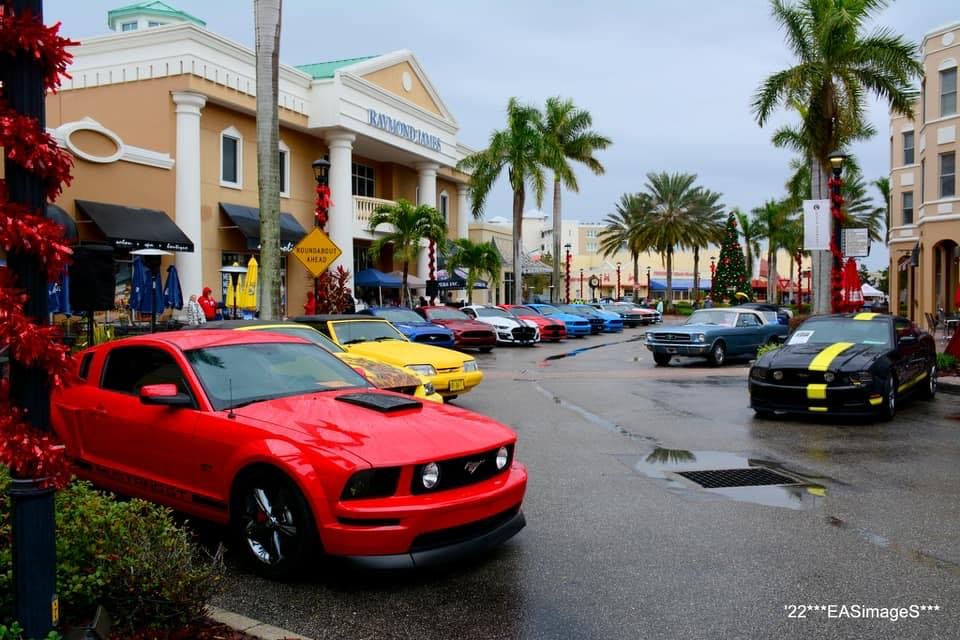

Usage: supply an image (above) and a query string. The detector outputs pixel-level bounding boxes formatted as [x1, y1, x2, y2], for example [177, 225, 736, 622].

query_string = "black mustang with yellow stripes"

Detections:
[749, 313, 937, 420]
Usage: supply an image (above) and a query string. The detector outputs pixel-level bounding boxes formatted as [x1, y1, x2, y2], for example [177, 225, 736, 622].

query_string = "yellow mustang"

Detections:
[293, 315, 484, 399]
[200, 320, 442, 403]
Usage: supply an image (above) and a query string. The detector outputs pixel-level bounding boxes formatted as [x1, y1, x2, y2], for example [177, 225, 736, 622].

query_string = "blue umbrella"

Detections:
[47, 270, 71, 315]
[163, 265, 183, 310]
[130, 256, 163, 314]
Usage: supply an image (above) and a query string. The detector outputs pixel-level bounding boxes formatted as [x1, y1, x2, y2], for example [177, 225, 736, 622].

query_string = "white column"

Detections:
[415, 162, 439, 285]
[171, 91, 207, 300]
[326, 132, 356, 291]
[457, 184, 470, 240]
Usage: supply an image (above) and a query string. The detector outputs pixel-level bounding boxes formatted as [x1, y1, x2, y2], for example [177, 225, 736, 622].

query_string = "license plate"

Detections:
[667, 347, 678, 354]
[449, 379, 465, 391]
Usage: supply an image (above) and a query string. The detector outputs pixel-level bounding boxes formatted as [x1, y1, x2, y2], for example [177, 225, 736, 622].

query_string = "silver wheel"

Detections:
[708, 342, 726, 366]
[920, 365, 937, 400]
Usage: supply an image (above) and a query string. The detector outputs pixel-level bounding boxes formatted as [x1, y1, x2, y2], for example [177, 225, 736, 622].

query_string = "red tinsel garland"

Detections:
[314, 183, 332, 229]
[828, 177, 846, 313]
[0, 8, 75, 487]
[0, 5, 76, 92]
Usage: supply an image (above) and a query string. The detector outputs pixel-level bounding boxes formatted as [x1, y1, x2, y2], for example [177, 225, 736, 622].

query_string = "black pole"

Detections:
[150, 271, 157, 333]
[1, 1, 58, 636]
[831, 167, 843, 314]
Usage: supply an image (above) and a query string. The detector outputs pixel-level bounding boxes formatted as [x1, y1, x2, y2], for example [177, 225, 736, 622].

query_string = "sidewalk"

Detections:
[939, 375, 960, 394]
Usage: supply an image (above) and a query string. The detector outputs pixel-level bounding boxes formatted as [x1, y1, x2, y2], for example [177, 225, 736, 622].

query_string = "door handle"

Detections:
[93, 405, 108, 415]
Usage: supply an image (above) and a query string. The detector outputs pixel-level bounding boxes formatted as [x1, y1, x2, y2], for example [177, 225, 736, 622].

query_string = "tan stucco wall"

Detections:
[362, 62, 442, 117]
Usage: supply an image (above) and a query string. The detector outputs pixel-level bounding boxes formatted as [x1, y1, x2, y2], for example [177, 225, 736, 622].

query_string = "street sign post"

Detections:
[803, 199, 830, 250]
[291, 228, 342, 277]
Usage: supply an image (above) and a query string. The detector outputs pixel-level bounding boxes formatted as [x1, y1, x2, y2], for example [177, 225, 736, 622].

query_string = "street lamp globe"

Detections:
[311, 157, 330, 184]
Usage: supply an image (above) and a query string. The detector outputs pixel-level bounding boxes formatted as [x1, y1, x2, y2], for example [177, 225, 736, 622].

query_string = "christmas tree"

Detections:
[711, 213, 750, 304]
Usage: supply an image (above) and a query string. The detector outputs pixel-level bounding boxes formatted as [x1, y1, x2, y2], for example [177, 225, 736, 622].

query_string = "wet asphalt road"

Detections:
[211, 324, 960, 640]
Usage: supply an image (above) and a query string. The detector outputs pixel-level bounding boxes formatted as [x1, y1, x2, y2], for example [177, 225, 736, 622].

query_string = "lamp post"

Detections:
[311, 158, 331, 305]
[709, 256, 716, 301]
[616, 262, 622, 300]
[828, 151, 847, 313]
[579, 268, 584, 300]
[131, 248, 173, 333]
[645, 265, 652, 302]
[220, 264, 248, 320]
[564, 243, 572, 304]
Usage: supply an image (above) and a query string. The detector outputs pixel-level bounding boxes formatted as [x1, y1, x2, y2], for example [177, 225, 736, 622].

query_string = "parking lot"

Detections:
[212, 328, 960, 640]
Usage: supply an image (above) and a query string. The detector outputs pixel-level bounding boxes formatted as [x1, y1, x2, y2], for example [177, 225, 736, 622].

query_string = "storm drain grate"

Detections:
[675, 468, 798, 489]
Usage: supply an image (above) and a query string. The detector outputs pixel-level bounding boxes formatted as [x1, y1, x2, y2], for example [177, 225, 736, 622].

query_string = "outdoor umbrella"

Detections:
[237, 256, 258, 310]
[129, 255, 162, 314]
[355, 268, 402, 306]
[841, 258, 863, 311]
[163, 265, 183, 310]
[47, 270, 71, 315]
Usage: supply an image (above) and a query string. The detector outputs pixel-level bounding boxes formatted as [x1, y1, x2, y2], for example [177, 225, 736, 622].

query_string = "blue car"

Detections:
[359, 307, 455, 347]
[568, 303, 624, 333]
[526, 303, 592, 337]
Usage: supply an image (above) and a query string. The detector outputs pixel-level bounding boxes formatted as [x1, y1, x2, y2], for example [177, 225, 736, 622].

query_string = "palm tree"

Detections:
[254, 0, 282, 319]
[873, 176, 890, 243]
[368, 199, 447, 306]
[445, 238, 502, 303]
[842, 168, 885, 244]
[735, 208, 761, 280]
[635, 172, 711, 310]
[753, 0, 922, 313]
[458, 98, 549, 304]
[752, 199, 791, 303]
[598, 193, 651, 302]
[541, 97, 612, 302]
[687, 189, 726, 301]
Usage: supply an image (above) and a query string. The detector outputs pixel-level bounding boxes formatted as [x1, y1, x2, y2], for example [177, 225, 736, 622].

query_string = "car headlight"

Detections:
[695, 334, 706, 343]
[422, 381, 436, 396]
[407, 364, 437, 377]
[421, 462, 440, 489]
[772, 370, 784, 381]
[496, 446, 509, 470]
[823, 372, 835, 383]
[750, 366, 767, 381]
[463, 360, 479, 373]
[340, 468, 401, 500]
[848, 371, 873, 386]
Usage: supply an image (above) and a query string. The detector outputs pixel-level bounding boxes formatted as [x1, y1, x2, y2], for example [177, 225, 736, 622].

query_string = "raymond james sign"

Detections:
[368, 109, 442, 151]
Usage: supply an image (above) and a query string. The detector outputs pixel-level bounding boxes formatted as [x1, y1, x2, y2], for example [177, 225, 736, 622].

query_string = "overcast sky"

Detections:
[46, 0, 958, 269]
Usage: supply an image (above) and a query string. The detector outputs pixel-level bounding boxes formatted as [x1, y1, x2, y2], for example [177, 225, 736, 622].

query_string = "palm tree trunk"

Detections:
[254, 0, 282, 320]
[693, 246, 700, 304]
[551, 178, 562, 304]
[632, 253, 640, 303]
[513, 187, 525, 304]
[767, 246, 775, 302]
[665, 249, 673, 312]
[811, 155, 831, 314]
[402, 261, 409, 306]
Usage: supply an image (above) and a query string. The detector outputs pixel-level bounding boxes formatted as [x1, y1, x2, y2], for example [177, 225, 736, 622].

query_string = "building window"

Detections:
[941, 152, 956, 198]
[278, 141, 290, 198]
[120, 21, 137, 31]
[902, 191, 914, 225]
[902, 131, 914, 165]
[941, 68, 957, 117]
[586, 241, 597, 253]
[351, 162, 375, 197]
[147, 21, 164, 27]
[220, 127, 242, 188]
[439, 191, 449, 223]
[586, 229, 597, 239]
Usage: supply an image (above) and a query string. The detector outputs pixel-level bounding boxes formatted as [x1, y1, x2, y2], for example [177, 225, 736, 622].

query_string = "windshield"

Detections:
[426, 307, 470, 321]
[186, 342, 370, 411]
[476, 306, 510, 318]
[787, 319, 891, 348]
[556, 305, 584, 315]
[686, 310, 737, 327]
[534, 305, 562, 315]
[509, 306, 537, 316]
[249, 326, 344, 353]
[374, 308, 424, 324]
[332, 320, 407, 344]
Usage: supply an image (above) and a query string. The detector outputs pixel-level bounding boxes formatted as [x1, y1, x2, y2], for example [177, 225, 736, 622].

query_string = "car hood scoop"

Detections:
[335, 392, 422, 412]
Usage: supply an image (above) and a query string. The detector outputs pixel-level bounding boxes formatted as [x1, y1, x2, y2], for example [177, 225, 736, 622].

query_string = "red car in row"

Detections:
[415, 306, 497, 352]
[51, 330, 527, 577]
[499, 304, 567, 342]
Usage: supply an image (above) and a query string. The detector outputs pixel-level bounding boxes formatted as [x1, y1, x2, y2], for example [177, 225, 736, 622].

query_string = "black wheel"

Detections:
[232, 468, 317, 579]
[878, 375, 897, 422]
[919, 364, 937, 400]
[653, 353, 671, 366]
[708, 341, 726, 366]
[753, 408, 775, 419]
[479, 346, 493, 353]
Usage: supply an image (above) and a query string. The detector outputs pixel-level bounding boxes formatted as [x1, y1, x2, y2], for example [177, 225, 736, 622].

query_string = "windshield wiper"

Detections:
[372, 336, 398, 342]
[342, 338, 370, 345]
[225, 396, 270, 411]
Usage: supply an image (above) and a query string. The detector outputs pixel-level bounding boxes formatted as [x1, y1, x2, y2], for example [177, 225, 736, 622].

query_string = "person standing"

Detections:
[198, 286, 218, 321]
[185, 294, 206, 326]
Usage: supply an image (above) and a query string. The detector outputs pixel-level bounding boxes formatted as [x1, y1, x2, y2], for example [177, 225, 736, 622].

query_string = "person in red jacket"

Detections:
[198, 286, 218, 321]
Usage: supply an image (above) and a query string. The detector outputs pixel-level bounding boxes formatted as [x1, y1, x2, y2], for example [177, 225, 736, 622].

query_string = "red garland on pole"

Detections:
[428, 240, 435, 281]
[314, 182, 331, 230]
[828, 176, 845, 314]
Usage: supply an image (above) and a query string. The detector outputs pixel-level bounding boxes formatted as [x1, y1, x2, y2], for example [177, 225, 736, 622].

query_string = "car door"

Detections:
[892, 317, 922, 387]
[79, 345, 201, 508]
[733, 312, 763, 354]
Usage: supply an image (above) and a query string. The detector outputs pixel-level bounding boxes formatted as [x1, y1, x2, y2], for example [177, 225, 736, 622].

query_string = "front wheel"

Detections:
[878, 375, 897, 422]
[919, 364, 937, 400]
[479, 346, 493, 353]
[232, 469, 317, 579]
[708, 341, 726, 367]
[653, 353, 671, 366]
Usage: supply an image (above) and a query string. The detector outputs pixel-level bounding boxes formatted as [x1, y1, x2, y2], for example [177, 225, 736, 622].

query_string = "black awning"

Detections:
[75, 200, 193, 252]
[219, 203, 307, 252]
[45, 203, 78, 242]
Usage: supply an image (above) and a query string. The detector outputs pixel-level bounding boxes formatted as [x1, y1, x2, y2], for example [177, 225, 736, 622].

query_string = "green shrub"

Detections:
[756, 342, 782, 358]
[0, 621, 59, 640]
[937, 352, 958, 371]
[0, 468, 219, 635]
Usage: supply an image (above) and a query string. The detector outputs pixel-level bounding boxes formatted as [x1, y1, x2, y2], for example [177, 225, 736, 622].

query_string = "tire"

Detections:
[919, 364, 937, 400]
[231, 468, 317, 579]
[878, 375, 897, 422]
[479, 346, 493, 353]
[653, 353, 671, 366]
[708, 341, 726, 367]
[753, 408, 775, 419]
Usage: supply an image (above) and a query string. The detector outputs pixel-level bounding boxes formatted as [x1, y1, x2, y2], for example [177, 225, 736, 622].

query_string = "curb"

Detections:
[208, 605, 313, 640]
[939, 376, 960, 395]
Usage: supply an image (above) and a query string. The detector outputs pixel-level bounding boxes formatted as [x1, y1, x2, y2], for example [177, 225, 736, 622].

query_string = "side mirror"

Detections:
[139, 383, 193, 407]
[352, 366, 368, 379]
[771, 334, 787, 345]
[898, 334, 918, 346]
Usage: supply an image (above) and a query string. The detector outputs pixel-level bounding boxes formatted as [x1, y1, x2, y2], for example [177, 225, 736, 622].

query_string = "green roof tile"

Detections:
[108, 1, 206, 28]
[295, 56, 377, 79]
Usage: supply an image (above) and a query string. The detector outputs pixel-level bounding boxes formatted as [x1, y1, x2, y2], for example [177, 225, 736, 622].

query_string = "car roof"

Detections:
[804, 313, 893, 323]
[293, 314, 383, 323]
[98, 329, 310, 352]
[197, 319, 307, 330]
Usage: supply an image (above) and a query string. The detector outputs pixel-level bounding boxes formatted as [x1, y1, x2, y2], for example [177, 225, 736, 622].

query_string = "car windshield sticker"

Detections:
[788, 330, 813, 345]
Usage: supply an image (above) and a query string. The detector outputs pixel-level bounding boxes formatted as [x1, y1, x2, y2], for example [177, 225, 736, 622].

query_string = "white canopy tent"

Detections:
[861, 283, 885, 299]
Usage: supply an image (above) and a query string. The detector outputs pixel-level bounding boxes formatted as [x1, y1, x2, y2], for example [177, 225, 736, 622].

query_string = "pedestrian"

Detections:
[198, 286, 218, 321]
[185, 294, 206, 326]
[704, 296, 714, 309]
[419, 296, 428, 307]
[304, 291, 316, 315]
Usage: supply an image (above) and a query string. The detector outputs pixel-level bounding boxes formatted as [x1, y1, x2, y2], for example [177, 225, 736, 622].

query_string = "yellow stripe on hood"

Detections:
[854, 312, 879, 320]
[809, 342, 855, 372]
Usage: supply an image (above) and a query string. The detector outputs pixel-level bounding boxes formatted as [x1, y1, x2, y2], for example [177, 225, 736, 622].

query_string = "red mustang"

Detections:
[51, 330, 527, 577]
[499, 304, 567, 342]
[415, 306, 497, 352]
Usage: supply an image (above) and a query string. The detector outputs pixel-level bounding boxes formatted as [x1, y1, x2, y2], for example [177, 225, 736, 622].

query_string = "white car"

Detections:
[462, 305, 540, 345]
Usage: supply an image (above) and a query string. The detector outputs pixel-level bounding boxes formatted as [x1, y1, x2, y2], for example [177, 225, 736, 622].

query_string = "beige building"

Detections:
[888, 21, 959, 322]
[45, 2, 475, 316]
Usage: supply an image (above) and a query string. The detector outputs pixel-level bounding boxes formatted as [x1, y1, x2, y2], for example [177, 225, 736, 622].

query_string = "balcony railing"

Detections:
[354, 195, 397, 231]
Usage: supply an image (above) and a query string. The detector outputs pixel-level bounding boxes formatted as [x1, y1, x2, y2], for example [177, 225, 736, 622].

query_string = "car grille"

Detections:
[410, 444, 513, 495]
[436, 366, 461, 375]
[410, 504, 521, 552]
[512, 327, 536, 340]
[571, 321, 590, 329]
[649, 332, 692, 343]
[542, 325, 563, 335]
[462, 330, 493, 339]
[770, 369, 827, 384]
[414, 333, 449, 344]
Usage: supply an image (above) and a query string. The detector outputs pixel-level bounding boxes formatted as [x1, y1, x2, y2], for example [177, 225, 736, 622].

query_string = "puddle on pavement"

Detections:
[827, 516, 960, 576]
[627, 448, 827, 511]
[541, 335, 643, 363]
